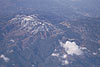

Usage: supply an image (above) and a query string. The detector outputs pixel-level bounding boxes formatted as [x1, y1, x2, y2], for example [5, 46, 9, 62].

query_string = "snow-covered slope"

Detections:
[4, 15, 63, 39]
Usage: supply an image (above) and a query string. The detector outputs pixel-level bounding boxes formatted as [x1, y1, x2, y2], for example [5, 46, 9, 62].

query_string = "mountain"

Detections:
[0, 14, 64, 67]
[0, 14, 100, 67]
[0, 0, 100, 67]
[2, 14, 63, 48]
[0, 0, 100, 20]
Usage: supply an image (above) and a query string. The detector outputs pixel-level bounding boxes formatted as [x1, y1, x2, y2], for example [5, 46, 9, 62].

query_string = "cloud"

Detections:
[0, 54, 10, 62]
[60, 41, 83, 55]
[51, 41, 84, 65]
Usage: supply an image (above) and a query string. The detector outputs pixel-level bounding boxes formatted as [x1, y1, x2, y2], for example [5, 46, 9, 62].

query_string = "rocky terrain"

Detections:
[0, 14, 100, 67]
[0, 0, 100, 67]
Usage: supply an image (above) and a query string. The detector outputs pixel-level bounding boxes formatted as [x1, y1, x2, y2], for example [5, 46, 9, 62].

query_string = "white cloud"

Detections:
[51, 41, 84, 65]
[0, 54, 10, 62]
[60, 41, 83, 55]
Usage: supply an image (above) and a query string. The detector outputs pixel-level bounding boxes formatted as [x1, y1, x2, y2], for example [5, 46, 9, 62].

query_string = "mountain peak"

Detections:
[4, 14, 63, 39]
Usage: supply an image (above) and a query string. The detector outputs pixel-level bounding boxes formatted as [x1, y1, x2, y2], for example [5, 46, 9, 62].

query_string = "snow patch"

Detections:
[32, 64, 35, 67]
[0, 54, 10, 62]
[62, 54, 67, 59]
[24, 16, 32, 21]
[51, 53, 59, 57]
[92, 52, 97, 55]
[10, 39, 15, 42]
[80, 47, 87, 50]
[98, 48, 100, 51]
[62, 60, 69, 65]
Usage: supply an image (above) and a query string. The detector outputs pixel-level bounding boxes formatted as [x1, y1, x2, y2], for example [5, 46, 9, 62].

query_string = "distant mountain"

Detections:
[0, 0, 100, 19]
